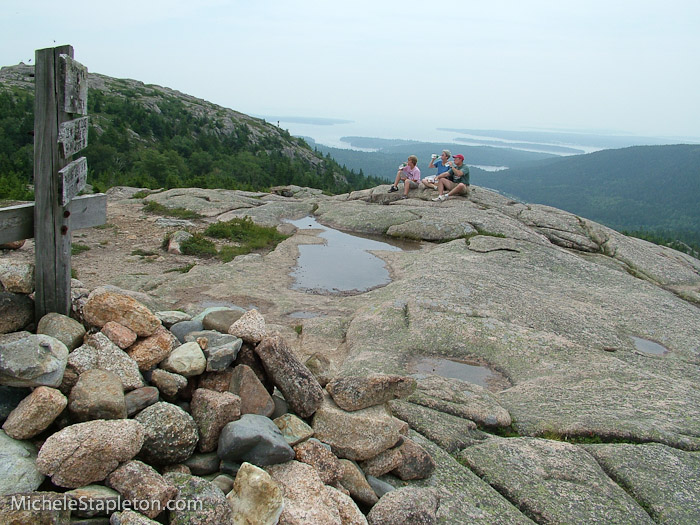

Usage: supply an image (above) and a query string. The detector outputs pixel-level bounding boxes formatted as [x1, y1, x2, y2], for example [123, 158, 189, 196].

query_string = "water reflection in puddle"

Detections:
[287, 216, 405, 294]
[411, 356, 510, 392]
[288, 311, 321, 319]
[630, 336, 669, 356]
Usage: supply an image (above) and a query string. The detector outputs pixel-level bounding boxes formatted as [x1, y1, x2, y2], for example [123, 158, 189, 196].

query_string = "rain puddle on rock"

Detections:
[287, 216, 410, 294]
[631, 336, 669, 356]
[288, 311, 321, 319]
[410, 356, 511, 392]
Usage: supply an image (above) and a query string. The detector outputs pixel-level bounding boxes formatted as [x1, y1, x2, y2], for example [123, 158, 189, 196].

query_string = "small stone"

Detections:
[367, 487, 440, 525]
[134, 402, 198, 466]
[0, 430, 45, 495]
[150, 368, 188, 398]
[106, 460, 178, 518]
[124, 386, 160, 416]
[229, 364, 275, 417]
[294, 438, 343, 485]
[228, 309, 266, 344]
[227, 462, 284, 525]
[273, 413, 314, 446]
[160, 341, 207, 377]
[37, 312, 86, 351]
[218, 414, 295, 467]
[127, 325, 177, 371]
[101, 320, 138, 349]
[191, 388, 241, 453]
[326, 374, 416, 412]
[2, 386, 67, 439]
[68, 369, 127, 421]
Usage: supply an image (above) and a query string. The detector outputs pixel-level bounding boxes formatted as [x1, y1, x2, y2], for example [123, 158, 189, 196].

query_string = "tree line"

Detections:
[0, 84, 384, 201]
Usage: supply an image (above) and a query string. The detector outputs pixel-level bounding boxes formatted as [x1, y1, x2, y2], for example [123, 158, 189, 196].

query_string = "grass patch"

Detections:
[71, 243, 90, 255]
[131, 249, 158, 257]
[205, 217, 290, 262]
[165, 263, 195, 274]
[144, 201, 201, 220]
[180, 234, 218, 257]
[171, 217, 289, 262]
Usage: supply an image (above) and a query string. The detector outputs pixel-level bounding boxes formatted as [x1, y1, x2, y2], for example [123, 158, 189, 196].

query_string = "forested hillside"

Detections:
[474, 145, 700, 253]
[0, 63, 383, 199]
[309, 137, 557, 181]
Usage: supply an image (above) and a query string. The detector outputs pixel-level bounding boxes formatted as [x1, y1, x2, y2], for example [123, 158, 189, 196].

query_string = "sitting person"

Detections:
[422, 149, 452, 189]
[432, 154, 469, 202]
[388, 155, 421, 199]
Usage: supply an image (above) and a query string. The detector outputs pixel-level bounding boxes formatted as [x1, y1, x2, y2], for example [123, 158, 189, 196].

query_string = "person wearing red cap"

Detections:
[432, 154, 469, 202]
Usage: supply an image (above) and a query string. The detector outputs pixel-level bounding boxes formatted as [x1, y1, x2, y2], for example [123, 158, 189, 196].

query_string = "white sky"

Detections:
[2, 0, 699, 140]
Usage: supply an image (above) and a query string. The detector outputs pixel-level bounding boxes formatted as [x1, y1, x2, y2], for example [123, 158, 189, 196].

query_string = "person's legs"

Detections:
[433, 179, 457, 201]
[403, 180, 418, 196]
[389, 171, 403, 192]
[447, 183, 468, 197]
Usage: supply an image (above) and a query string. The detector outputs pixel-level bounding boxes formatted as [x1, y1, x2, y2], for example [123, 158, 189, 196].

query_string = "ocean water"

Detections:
[262, 115, 693, 158]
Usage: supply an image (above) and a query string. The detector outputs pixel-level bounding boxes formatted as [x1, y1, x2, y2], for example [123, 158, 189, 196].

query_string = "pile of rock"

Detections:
[0, 284, 438, 524]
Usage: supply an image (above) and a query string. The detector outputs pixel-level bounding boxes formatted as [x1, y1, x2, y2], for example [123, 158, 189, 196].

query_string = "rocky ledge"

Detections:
[1, 182, 699, 523]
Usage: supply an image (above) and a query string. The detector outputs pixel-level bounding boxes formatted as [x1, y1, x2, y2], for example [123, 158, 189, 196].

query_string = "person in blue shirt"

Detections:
[422, 149, 452, 189]
[433, 154, 470, 201]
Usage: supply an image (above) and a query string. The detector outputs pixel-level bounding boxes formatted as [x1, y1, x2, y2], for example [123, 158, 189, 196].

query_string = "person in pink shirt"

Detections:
[388, 155, 421, 199]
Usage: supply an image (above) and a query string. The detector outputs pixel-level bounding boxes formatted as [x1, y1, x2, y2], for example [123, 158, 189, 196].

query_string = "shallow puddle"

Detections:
[630, 336, 669, 356]
[410, 356, 511, 392]
[287, 311, 321, 319]
[287, 216, 408, 294]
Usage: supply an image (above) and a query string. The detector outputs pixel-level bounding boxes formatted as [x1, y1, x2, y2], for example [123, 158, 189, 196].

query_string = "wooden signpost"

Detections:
[0, 45, 106, 319]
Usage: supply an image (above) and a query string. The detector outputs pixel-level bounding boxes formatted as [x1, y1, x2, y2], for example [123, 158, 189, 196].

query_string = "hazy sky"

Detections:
[2, 0, 699, 140]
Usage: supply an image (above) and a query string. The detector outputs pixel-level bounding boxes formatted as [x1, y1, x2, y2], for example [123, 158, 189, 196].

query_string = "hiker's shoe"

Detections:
[388, 186, 398, 193]
[432, 194, 447, 202]
[401, 195, 407, 199]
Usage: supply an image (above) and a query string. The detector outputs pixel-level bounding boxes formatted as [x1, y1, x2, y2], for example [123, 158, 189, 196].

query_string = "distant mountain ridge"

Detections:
[474, 144, 700, 250]
[0, 63, 383, 197]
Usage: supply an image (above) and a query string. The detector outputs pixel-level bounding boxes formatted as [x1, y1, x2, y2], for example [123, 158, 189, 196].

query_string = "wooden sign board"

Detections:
[58, 116, 89, 158]
[58, 54, 88, 115]
[0, 193, 107, 245]
[58, 157, 88, 206]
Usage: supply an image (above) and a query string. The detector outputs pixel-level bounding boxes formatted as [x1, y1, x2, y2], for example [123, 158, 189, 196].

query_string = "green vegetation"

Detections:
[178, 217, 289, 262]
[164, 263, 195, 274]
[180, 234, 218, 258]
[477, 145, 700, 257]
[144, 201, 201, 219]
[0, 73, 385, 200]
[71, 243, 90, 255]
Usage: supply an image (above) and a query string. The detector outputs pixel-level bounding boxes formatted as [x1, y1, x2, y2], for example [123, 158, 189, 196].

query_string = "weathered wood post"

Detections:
[33, 45, 89, 319]
[0, 45, 106, 322]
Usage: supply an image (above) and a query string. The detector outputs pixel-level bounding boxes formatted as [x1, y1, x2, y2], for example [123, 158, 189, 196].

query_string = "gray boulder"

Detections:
[36, 419, 145, 488]
[0, 430, 44, 495]
[0, 333, 68, 387]
[37, 312, 86, 351]
[255, 334, 323, 418]
[68, 369, 127, 421]
[218, 413, 295, 467]
[367, 486, 440, 525]
[0, 291, 33, 334]
[135, 402, 199, 465]
[326, 374, 416, 411]
[164, 471, 234, 525]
